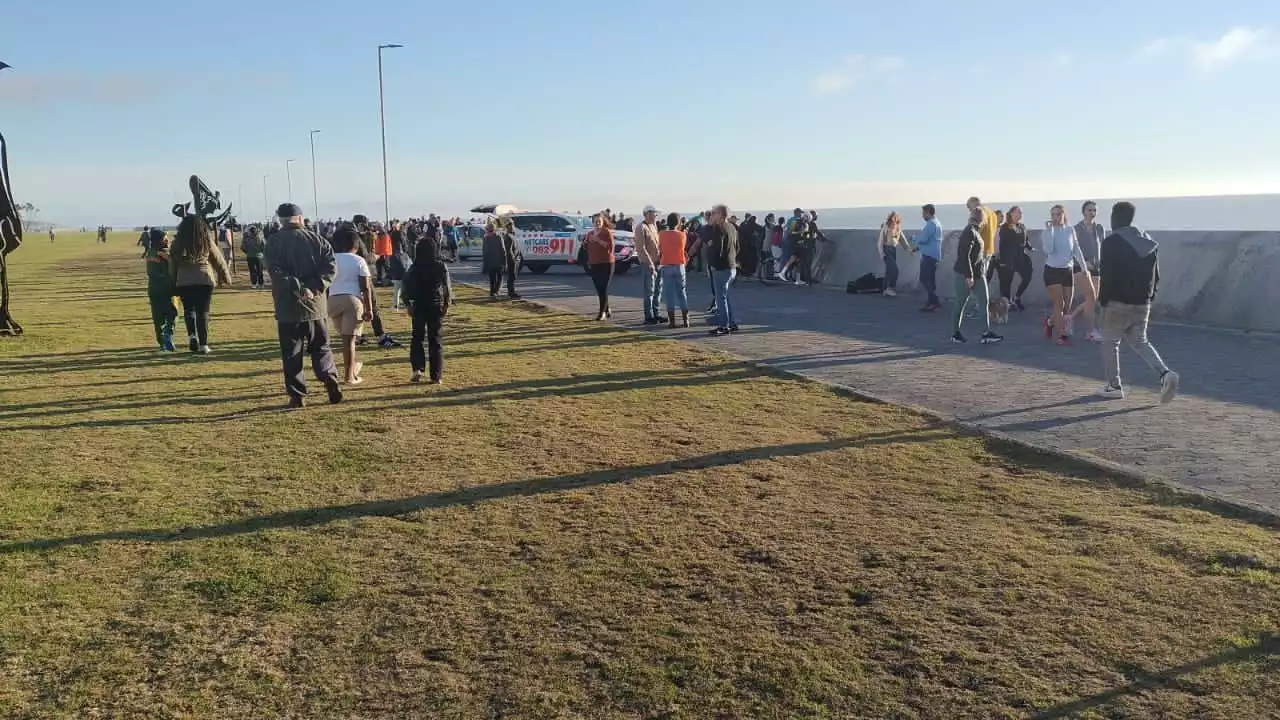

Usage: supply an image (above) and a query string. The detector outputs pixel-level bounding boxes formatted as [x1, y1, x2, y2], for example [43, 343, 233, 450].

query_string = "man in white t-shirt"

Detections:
[327, 225, 374, 386]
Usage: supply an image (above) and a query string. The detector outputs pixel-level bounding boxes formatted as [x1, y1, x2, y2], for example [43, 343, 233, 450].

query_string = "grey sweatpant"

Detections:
[1100, 301, 1169, 388]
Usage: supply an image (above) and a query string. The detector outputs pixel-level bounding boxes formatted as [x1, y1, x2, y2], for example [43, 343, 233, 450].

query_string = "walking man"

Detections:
[636, 205, 665, 324]
[265, 202, 343, 409]
[1097, 201, 1179, 403]
[916, 204, 942, 311]
[707, 204, 739, 336]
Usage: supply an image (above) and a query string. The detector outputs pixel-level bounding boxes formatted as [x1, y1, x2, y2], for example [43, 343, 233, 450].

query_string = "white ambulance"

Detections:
[470, 204, 635, 275]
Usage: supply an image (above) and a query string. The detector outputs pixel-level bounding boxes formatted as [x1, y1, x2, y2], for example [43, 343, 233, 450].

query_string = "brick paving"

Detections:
[458, 262, 1280, 516]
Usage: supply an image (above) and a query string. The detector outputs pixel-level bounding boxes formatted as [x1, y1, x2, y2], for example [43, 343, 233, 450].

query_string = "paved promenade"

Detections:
[460, 262, 1280, 516]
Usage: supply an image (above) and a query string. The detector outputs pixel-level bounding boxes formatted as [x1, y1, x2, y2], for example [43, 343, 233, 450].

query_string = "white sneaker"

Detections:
[794, 278, 805, 286]
[1098, 384, 1126, 399]
[884, 288, 897, 297]
[775, 272, 788, 281]
[1159, 371, 1180, 405]
[199, 345, 211, 355]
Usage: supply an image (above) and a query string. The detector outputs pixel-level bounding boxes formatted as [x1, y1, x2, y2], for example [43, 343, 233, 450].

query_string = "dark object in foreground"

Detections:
[0, 131, 24, 335]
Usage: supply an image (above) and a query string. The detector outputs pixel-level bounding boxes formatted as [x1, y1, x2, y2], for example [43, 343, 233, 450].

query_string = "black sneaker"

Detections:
[188, 338, 199, 353]
[508, 293, 522, 300]
[643, 318, 659, 325]
[287, 395, 305, 410]
[980, 331, 1004, 345]
[728, 324, 740, 334]
[951, 332, 967, 344]
[324, 379, 344, 405]
[709, 326, 730, 337]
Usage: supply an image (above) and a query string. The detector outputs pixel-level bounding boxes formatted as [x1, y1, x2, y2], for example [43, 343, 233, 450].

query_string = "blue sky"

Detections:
[3, 0, 1279, 225]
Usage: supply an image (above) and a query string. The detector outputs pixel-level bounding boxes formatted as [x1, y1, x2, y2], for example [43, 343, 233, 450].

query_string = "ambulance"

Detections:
[469, 204, 635, 275]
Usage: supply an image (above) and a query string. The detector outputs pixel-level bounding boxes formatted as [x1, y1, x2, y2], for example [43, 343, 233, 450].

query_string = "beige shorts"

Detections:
[328, 294, 365, 336]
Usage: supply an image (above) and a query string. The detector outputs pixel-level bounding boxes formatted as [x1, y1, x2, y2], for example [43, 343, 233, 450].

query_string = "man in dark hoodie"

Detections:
[1097, 201, 1178, 403]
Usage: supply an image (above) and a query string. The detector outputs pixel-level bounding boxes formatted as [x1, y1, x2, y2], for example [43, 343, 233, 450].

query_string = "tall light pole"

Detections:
[262, 174, 270, 223]
[378, 43, 404, 226]
[285, 159, 296, 203]
[309, 130, 321, 220]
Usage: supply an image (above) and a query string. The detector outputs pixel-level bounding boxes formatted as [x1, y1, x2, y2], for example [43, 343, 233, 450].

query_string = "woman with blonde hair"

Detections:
[1042, 204, 1087, 346]
[876, 211, 915, 297]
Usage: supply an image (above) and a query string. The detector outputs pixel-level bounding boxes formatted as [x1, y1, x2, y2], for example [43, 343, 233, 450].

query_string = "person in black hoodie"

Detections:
[1096, 201, 1179, 403]
[706, 204, 739, 336]
[402, 237, 452, 384]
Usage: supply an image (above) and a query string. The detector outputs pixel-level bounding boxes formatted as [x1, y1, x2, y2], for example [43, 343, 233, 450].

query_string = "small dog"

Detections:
[988, 297, 1011, 325]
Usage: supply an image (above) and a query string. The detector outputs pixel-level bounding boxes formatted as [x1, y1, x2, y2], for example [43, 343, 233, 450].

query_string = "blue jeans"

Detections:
[883, 246, 899, 290]
[920, 255, 939, 305]
[712, 268, 736, 328]
[661, 265, 688, 313]
[643, 265, 664, 321]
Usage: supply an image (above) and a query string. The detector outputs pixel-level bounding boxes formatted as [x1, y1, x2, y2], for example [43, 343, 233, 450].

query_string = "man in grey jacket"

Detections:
[266, 203, 343, 408]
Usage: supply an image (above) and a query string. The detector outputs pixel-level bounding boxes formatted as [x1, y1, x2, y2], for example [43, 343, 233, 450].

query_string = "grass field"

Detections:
[0, 233, 1277, 719]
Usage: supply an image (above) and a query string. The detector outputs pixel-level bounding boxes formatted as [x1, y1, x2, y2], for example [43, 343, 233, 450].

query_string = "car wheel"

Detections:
[526, 263, 550, 275]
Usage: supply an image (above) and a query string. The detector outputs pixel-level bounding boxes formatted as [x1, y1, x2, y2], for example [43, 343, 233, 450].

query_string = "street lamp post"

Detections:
[309, 130, 321, 220]
[285, 159, 296, 203]
[262, 174, 270, 223]
[378, 43, 404, 227]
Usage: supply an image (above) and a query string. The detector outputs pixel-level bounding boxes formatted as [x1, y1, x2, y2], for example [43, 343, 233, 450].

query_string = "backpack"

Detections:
[847, 272, 885, 294]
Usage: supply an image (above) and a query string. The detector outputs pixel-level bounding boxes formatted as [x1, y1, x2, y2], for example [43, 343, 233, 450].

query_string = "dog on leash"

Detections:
[988, 297, 1011, 326]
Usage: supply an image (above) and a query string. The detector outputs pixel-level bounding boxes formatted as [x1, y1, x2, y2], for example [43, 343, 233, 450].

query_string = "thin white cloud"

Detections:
[811, 54, 904, 95]
[1137, 27, 1271, 73]
[1192, 26, 1267, 72]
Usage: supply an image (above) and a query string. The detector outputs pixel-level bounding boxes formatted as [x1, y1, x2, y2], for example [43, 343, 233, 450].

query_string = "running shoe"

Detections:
[1097, 384, 1126, 399]
[980, 331, 1003, 345]
[951, 332, 967, 344]
[709, 326, 730, 337]
[1159, 371, 1180, 405]
[884, 288, 897, 297]
[1086, 330, 1104, 343]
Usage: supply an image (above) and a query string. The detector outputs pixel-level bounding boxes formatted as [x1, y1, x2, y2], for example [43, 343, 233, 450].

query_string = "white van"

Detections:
[470, 205, 635, 275]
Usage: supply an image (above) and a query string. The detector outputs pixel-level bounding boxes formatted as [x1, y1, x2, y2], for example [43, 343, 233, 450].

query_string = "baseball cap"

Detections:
[643, 205, 658, 214]
[276, 202, 303, 218]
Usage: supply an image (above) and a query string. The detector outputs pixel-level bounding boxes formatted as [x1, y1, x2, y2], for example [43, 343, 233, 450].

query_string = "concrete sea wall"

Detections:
[808, 229, 1280, 333]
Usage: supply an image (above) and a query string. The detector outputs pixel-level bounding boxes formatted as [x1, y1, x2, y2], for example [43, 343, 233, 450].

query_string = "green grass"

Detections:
[0, 233, 1277, 719]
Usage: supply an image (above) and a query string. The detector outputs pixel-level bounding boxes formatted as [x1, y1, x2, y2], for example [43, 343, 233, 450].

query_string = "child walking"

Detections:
[144, 228, 178, 352]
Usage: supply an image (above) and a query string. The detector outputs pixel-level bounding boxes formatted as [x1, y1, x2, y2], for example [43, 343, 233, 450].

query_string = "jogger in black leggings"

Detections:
[998, 207, 1034, 309]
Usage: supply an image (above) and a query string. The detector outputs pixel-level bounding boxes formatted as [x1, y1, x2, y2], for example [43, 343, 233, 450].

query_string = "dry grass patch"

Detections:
[0, 237, 1277, 719]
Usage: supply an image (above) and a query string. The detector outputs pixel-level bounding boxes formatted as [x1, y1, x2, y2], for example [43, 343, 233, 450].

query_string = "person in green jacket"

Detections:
[144, 228, 178, 352]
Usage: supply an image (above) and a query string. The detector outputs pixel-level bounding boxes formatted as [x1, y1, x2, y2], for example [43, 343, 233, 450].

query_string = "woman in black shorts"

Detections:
[1041, 205, 1085, 346]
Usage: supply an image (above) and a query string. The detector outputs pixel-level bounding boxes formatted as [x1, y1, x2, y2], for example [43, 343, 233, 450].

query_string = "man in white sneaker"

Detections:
[1096, 201, 1178, 403]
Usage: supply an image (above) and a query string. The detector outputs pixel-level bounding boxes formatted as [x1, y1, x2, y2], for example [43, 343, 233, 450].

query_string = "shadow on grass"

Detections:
[0, 391, 268, 422]
[0, 429, 952, 554]
[1030, 634, 1280, 719]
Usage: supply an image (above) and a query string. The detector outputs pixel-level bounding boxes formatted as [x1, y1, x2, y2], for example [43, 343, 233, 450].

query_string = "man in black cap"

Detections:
[265, 202, 343, 408]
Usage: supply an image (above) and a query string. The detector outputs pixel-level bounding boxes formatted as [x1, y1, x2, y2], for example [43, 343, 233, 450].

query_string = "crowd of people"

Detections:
[134, 193, 1178, 408]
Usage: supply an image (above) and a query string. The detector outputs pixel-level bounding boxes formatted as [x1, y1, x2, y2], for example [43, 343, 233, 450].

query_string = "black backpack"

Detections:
[847, 272, 885, 294]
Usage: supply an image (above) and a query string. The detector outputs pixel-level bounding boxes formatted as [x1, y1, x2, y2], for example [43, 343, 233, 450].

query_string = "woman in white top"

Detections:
[328, 226, 374, 385]
[876, 211, 916, 297]
[1041, 204, 1087, 346]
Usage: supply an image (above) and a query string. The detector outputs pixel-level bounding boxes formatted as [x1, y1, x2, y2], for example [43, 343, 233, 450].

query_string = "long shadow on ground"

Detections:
[0, 429, 951, 554]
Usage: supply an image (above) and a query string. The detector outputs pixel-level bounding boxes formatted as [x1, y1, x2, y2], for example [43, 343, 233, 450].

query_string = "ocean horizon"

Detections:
[752, 193, 1279, 233]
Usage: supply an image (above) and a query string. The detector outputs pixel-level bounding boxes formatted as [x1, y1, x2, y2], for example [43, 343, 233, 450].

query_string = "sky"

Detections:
[3, 0, 1280, 226]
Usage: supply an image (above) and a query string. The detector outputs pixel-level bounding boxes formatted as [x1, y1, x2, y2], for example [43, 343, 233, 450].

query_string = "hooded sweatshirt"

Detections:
[1099, 225, 1160, 306]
